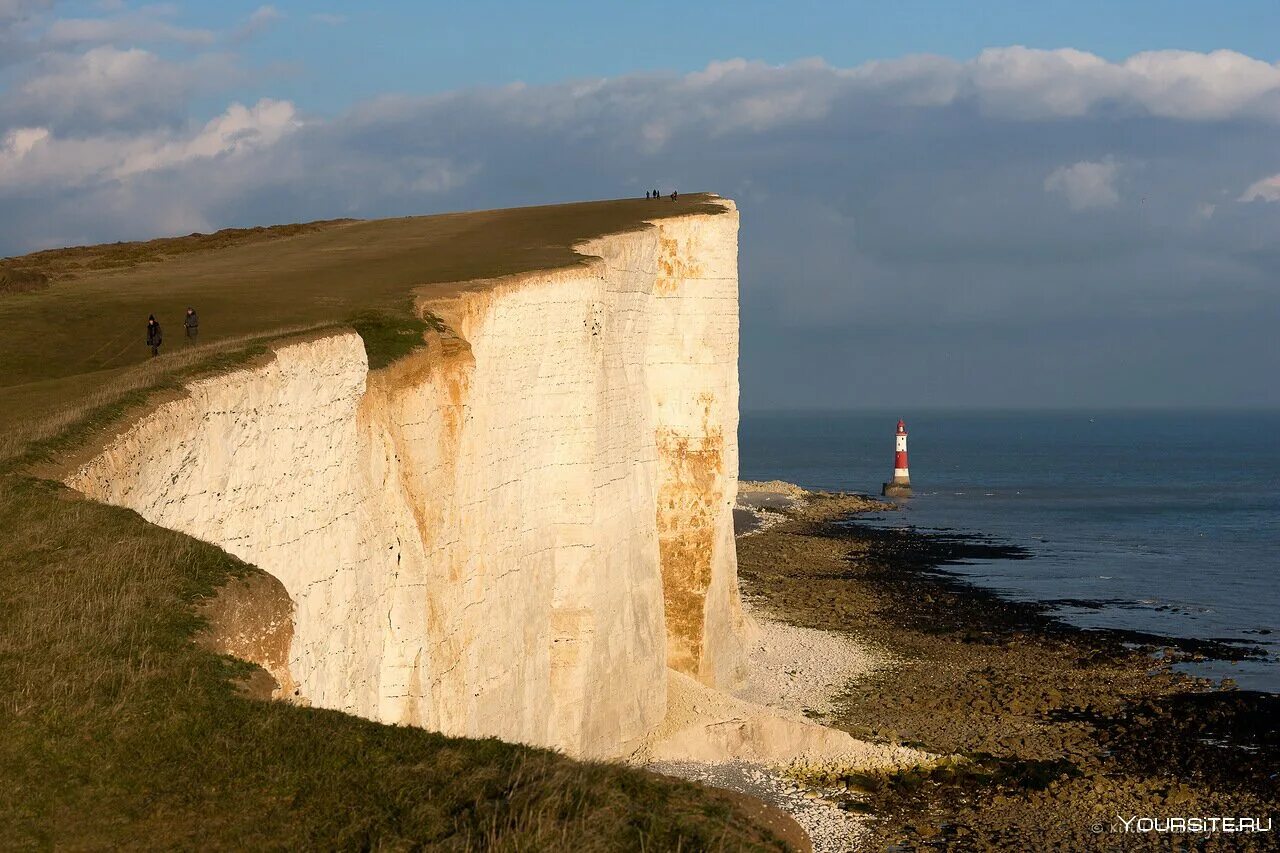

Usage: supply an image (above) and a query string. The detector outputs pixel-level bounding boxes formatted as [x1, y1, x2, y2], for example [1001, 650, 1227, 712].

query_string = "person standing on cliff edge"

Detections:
[146, 314, 162, 357]
[184, 307, 198, 342]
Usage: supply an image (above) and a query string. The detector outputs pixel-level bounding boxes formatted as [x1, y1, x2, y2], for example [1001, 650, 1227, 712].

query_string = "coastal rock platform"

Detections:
[732, 484, 1277, 850]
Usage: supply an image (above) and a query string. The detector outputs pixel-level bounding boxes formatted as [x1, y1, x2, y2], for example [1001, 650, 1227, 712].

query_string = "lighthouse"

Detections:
[881, 419, 912, 497]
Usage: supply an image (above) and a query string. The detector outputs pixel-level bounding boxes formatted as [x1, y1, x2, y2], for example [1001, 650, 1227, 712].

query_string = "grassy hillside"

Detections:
[0, 197, 789, 851]
[0, 195, 723, 437]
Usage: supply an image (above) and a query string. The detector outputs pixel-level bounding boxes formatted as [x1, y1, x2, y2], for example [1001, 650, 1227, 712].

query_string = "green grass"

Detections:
[348, 309, 444, 370]
[0, 197, 782, 850]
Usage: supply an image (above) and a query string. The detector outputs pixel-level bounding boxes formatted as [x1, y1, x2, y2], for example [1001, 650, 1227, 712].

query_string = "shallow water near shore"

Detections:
[741, 409, 1280, 692]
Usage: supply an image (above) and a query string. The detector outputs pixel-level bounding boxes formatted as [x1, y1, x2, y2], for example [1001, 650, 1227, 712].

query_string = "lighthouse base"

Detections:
[882, 482, 912, 498]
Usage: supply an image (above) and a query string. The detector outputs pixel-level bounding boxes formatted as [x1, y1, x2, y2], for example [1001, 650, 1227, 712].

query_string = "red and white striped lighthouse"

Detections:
[882, 419, 912, 497]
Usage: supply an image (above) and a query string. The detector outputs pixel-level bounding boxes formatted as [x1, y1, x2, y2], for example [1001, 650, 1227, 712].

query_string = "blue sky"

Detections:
[56, 1, 1280, 113]
[3, 1, 1280, 408]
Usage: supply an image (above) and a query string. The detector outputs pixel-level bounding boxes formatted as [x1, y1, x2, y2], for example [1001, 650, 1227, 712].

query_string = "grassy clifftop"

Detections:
[0, 196, 788, 851]
[0, 195, 725, 436]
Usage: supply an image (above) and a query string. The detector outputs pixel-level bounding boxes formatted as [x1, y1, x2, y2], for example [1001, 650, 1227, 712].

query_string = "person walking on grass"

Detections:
[184, 307, 198, 342]
[146, 314, 162, 357]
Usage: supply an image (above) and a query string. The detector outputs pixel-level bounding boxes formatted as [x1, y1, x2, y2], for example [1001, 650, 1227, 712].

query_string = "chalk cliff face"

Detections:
[66, 202, 745, 758]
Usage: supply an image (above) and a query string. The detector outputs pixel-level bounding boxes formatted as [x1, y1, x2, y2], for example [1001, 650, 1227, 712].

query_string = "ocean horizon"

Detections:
[740, 408, 1280, 692]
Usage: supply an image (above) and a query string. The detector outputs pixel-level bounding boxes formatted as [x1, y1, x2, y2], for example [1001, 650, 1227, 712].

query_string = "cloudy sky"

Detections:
[3, 1, 1279, 409]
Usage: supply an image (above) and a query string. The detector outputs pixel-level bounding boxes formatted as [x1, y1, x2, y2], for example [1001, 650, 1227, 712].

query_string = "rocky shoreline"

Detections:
[734, 484, 1278, 851]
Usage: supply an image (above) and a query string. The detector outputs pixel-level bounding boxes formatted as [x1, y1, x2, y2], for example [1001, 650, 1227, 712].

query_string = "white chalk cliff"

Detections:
[66, 201, 749, 758]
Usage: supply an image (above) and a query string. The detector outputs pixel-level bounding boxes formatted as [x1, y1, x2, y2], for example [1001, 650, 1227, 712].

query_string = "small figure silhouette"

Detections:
[146, 315, 163, 357]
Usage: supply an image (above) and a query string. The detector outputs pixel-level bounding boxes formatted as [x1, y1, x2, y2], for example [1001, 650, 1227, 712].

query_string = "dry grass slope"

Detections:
[1, 222, 359, 295]
[0, 195, 725, 418]
[0, 196, 790, 850]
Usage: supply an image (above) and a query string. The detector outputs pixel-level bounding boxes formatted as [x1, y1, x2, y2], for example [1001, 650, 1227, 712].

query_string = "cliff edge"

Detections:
[63, 200, 747, 758]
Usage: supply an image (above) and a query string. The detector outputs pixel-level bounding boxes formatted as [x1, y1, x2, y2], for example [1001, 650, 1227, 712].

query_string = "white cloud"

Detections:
[2, 126, 48, 158]
[420, 48, 1280, 157]
[233, 5, 283, 41]
[1238, 173, 1280, 202]
[966, 47, 1280, 120]
[120, 98, 298, 175]
[1044, 159, 1122, 210]
[44, 14, 216, 46]
[311, 13, 346, 26]
[840, 53, 962, 106]
[0, 99, 299, 190]
[689, 47, 1280, 125]
[10, 46, 240, 129]
[968, 46, 1116, 117]
[1120, 49, 1280, 119]
[677, 57, 842, 134]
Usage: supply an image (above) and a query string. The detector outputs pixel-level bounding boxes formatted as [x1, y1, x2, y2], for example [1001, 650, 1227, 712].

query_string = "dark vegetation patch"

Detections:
[790, 756, 1085, 847]
[842, 753, 1081, 800]
[348, 309, 445, 370]
[1052, 691, 1280, 799]
[0, 265, 51, 294]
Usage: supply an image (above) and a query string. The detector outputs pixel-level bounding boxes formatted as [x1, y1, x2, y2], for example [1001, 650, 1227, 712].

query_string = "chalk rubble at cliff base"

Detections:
[642, 602, 929, 853]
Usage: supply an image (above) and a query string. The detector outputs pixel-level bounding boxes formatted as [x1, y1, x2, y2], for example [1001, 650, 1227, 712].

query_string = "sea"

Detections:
[739, 410, 1280, 693]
